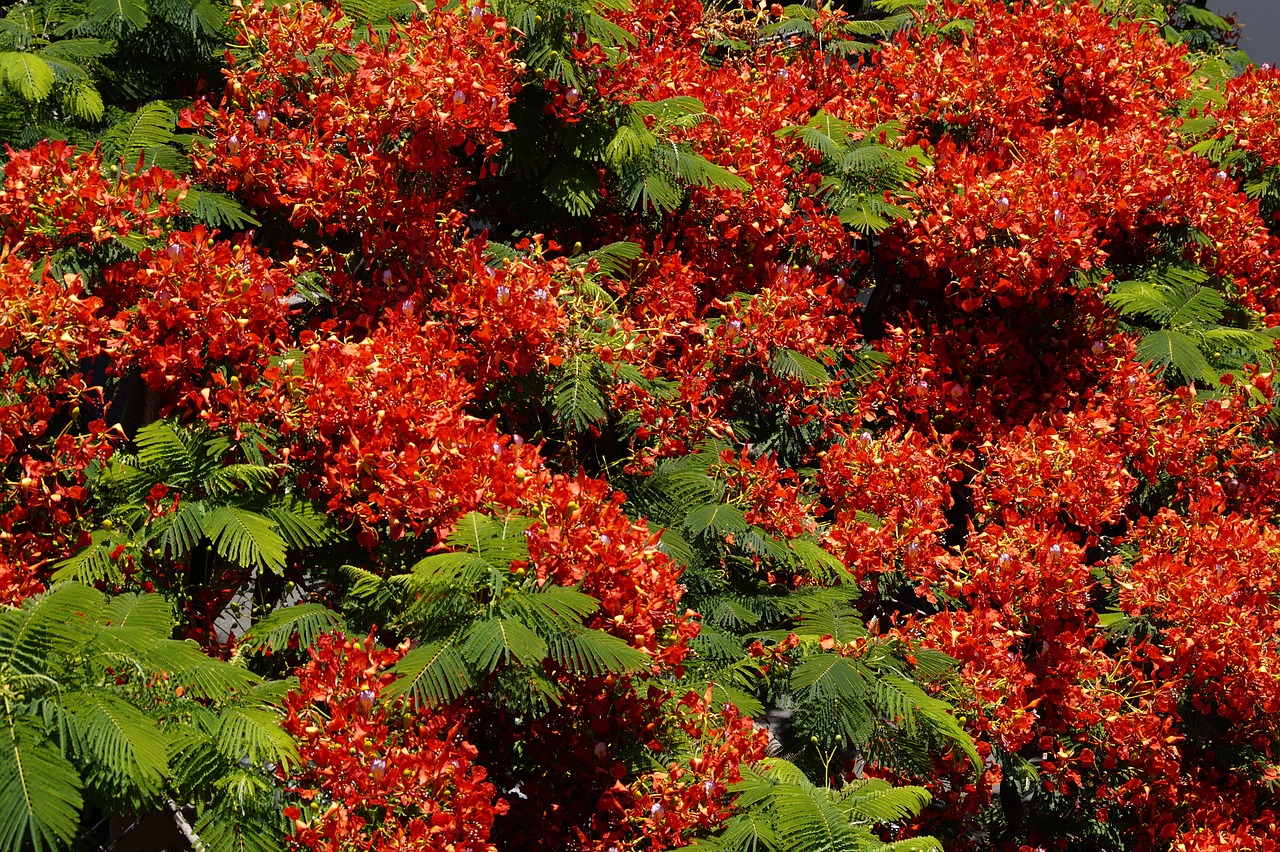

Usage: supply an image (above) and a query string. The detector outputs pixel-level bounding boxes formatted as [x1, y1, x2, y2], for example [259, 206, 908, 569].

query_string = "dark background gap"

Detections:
[1210, 0, 1280, 65]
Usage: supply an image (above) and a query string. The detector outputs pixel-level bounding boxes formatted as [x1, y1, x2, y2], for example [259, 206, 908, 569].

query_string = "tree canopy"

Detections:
[3, 0, 1280, 850]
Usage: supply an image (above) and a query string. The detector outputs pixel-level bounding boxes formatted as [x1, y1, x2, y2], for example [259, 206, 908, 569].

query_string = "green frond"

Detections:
[543, 160, 600, 217]
[238, 604, 345, 653]
[839, 782, 932, 824]
[703, 596, 763, 630]
[545, 625, 649, 677]
[702, 757, 936, 852]
[683, 652, 767, 716]
[649, 140, 748, 192]
[463, 617, 548, 673]
[761, 14, 816, 41]
[606, 121, 657, 165]
[837, 201, 895, 234]
[213, 706, 298, 769]
[1137, 328, 1218, 384]
[706, 679, 766, 719]
[553, 351, 610, 430]
[908, 648, 961, 680]
[101, 592, 174, 635]
[782, 123, 846, 160]
[1180, 4, 1230, 31]
[404, 551, 495, 601]
[179, 188, 262, 229]
[632, 466, 722, 526]
[1105, 280, 1172, 321]
[791, 596, 868, 644]
[447, 511, 532, 568]
[36, 38, 114, 66]
[0, 52, 55, 102]
[657, 525, 696, 565]
[201, 506, 289, 574]
[846, 348, 890, 385]
[770, 783, 877, 852]
[636, 95, 706, 124]
[570, 240, 643, 280]
[738, 526, 793, 563]
[788, 539, 849, 583]
[771, 348, 832, 387]
[101, 101, 177, 169]
[874, 674, 979, 772]
[193, 796, 286, 852]
[134, 419, 200, 478]
[878, 837, 945, 851]
[754, 756, 815, 789]
[385, 638, 471, 707]
[872, 0, 927, 12]
[685, 503, 750, 539]
[204, 464, 277, 496]
[623, 165, 683, 214]
[185, 0, 229, 36]
[260, 496, 336, 550]
[0, 719, 83, 852]
[87, 0, 151, 30]
[62, 689, 168, 800]
[150, 501, 208, 562]
[66, 78, 104, 121]
[50, 529, 131, 585]
[0, 583, 103, 676]
[505, 585, 600, 632]
[1201, 326, 1278, 353]
[792, 654, 871, 700]
[151, 639, 261, 701]
[790, 659, 876, 746]
[697, 808, 780, 852]
[166, 721, 223, 793]
[1167, 287, 1227, 328]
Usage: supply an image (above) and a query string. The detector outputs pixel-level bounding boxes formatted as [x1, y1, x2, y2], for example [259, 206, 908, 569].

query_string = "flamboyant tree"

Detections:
[2, 0, 1279, 850]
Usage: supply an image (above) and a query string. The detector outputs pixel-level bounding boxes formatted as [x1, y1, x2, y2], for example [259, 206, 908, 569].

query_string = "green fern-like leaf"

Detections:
[385, 638, 472, 707]
[134, 419, 200, 478]
[685, 503, 750, 539]
[66, 78, 104, 121]
[50, 529, 131, 585]
[570, 240, 643, 280]
[788, 539, 849, 583]
[1137, 328, 1218, 384]
[505, 585, 600, 632]
[260, 496, 336, 550]
[0, 583, 102, 676]
[62, 689, 169, 799]
[239, 603, 346, 653]
[87, 0, 151, 30]
[874, 674, 980, 771]
[553, 352, 610, 430]
[201, 506, 289, 573]
[655, 143, 750, 193]
[214, 705, 298, 769]
[0, 720, 83, 852]
[699, 758, 939, 852]
[771, 348, 832, 387]
[543, 160, 601, 217]
[792, 654, 871, 698]
[150, 501, 208, 562]
[179, 188, 262, 228]
[0, 52, 55, 101]
[101, 101, 177, 168]
[463, 617, 549, 673]
[545, 626, 649, 677]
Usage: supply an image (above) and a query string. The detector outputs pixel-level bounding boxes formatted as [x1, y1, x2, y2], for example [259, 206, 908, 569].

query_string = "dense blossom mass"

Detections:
[3, 0, 1280, 850]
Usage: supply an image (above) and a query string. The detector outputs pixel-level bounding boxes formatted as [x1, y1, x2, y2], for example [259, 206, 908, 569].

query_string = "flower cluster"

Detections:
[282, 633, 507, 851]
